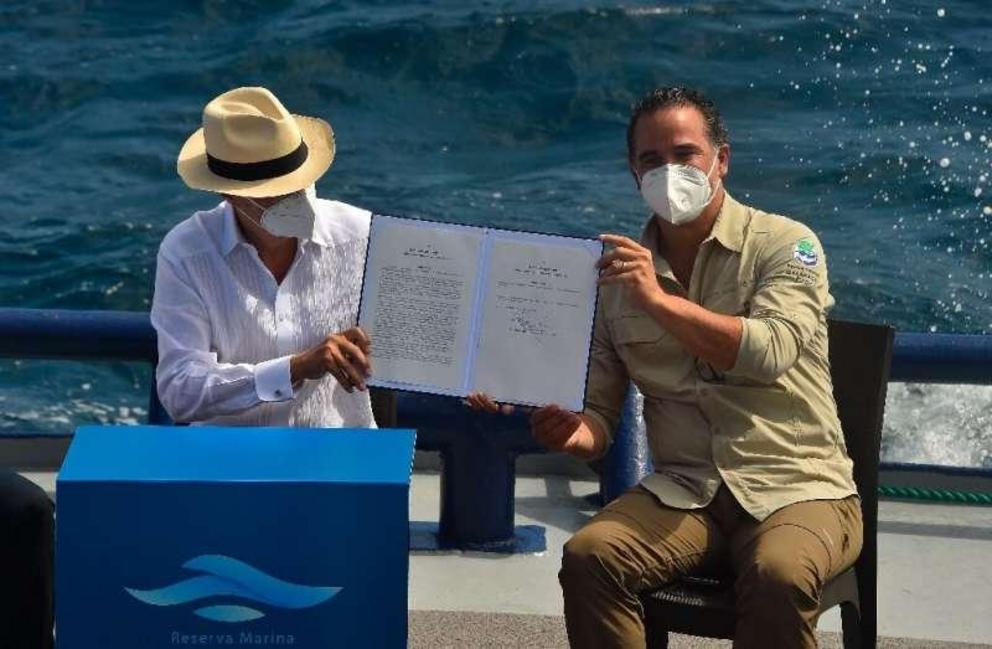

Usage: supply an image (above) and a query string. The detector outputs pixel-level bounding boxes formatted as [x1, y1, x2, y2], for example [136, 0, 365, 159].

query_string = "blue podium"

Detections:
[56, 425, 416, 649]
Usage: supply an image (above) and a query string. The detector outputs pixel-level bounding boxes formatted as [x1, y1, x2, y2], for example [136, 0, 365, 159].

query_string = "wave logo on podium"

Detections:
[124, 554, 341, 623]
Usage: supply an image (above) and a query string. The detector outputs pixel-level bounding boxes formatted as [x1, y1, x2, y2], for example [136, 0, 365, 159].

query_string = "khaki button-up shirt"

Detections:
[584, 193, 857, 521]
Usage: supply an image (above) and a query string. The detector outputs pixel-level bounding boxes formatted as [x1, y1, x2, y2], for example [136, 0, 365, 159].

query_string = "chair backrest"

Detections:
[826, 319, 894, 643]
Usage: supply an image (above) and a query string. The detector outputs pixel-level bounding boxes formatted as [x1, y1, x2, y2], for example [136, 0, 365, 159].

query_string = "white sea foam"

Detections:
[624, 7, 688, 17]
[884, 383, 992, 468]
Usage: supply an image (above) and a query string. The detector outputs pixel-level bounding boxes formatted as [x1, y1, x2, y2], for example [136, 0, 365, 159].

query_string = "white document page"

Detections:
[359, 216, 484, 396]
[470, 231, 602, 411]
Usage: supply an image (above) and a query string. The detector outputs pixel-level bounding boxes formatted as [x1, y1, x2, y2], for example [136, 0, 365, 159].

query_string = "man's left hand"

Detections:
[464, 392, 516, 415]
[597, 234, 663, 309]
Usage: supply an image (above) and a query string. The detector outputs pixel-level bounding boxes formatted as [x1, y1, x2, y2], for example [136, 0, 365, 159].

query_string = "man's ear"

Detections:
[717, 144, 731, 179]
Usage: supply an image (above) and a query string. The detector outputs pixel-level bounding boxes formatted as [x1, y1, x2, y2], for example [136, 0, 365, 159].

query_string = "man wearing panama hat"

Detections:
[151, 86, 377, 427]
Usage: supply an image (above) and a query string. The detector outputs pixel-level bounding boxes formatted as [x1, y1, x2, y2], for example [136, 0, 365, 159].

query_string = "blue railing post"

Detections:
[438, 426, 519, 549]
[397, 392, 546, 552]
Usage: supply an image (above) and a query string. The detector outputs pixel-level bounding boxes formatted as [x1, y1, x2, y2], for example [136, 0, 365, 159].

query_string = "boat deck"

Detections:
[24, 470, 992, 648]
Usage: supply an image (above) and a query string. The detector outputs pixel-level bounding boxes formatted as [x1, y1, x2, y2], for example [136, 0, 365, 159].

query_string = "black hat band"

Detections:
[207, 140, 309, 182]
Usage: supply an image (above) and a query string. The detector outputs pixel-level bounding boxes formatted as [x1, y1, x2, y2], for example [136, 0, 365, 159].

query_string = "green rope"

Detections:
[879, 485, 992, 505]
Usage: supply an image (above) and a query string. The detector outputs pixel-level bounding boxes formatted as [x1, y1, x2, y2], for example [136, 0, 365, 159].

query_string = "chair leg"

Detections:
[840, 603, 862, 649]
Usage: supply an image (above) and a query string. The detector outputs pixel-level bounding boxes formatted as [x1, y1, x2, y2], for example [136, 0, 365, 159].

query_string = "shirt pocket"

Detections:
[610, 312, 681, 386]
[612, 312, 666, 345]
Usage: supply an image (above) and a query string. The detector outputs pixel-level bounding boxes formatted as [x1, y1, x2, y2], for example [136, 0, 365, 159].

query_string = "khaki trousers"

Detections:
[559, 485, 862, 649]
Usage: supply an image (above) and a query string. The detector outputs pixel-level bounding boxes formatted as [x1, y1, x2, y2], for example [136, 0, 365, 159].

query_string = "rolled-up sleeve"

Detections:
[729, 225, 832, 383]
[150, 250, 295, 423]
[582, 298, 629, 451]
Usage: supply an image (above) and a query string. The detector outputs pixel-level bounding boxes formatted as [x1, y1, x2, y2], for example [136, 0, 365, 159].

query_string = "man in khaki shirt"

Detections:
[475, 87, 862, 648]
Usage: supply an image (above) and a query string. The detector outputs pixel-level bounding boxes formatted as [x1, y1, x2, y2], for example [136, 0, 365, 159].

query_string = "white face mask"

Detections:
[249, 185, 318, 240]
[639, 152, 721, 226]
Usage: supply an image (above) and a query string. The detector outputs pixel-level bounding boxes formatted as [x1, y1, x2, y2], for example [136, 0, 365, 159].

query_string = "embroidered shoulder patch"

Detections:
[793, 238, 819, 267]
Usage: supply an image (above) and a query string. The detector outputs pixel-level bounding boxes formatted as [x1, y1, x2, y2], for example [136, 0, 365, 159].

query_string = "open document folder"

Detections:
[357, 214, 603, 411]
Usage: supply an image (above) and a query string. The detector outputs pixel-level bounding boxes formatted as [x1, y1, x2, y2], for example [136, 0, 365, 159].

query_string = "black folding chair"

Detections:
[642, 319, 894, 649]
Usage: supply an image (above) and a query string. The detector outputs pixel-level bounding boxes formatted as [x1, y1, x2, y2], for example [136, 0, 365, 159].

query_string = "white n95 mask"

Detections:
[639, 153, 720, 226]
[252, 185, 318, 240]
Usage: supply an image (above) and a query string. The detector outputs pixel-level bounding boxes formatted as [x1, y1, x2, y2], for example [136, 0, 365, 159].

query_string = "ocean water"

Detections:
[0, 0, 990, 467]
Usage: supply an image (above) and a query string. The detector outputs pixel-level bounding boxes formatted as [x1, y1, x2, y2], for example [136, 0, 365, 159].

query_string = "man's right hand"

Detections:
[290, 327, 371, 392]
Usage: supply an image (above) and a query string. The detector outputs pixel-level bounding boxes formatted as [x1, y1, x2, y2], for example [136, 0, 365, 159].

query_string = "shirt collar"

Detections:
[703, 191, 746, 253]
[218, 199, 331, 256]
[219, 201, 246, 256]
[640, 217, 678, 285]
[309, 204, 332, 248]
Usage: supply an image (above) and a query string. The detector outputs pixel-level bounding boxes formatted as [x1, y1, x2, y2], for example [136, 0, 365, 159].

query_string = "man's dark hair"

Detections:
[626, 86, 729, 160]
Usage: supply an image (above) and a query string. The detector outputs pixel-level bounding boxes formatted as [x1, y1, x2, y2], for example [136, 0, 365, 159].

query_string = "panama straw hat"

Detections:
[177, 86, 335, 198]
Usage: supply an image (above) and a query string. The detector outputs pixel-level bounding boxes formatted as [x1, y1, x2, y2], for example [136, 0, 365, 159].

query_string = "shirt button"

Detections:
[275, 389, 283, 397]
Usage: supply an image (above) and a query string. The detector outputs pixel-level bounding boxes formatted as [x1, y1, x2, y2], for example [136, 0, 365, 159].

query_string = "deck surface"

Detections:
[408, 610, 991, 648]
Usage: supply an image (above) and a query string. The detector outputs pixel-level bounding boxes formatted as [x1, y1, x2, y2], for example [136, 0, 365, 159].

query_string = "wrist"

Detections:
[567, 418, 606, 460]
[289, 353, 306, 384]
[644, 286, 674, 317]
